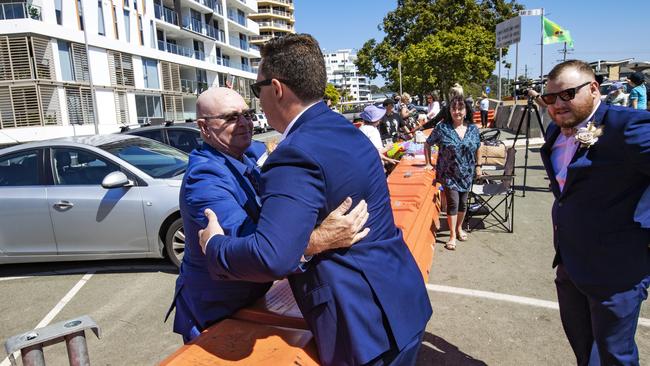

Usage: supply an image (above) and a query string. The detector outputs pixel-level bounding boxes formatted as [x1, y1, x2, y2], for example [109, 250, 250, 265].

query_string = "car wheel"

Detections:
[164, 218, 184, 267]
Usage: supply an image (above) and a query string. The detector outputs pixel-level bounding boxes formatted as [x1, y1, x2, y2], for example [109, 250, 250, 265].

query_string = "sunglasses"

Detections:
[199, 108, 255, 124]
[540, 82, 591, 105]
[250, 78, 291, 98]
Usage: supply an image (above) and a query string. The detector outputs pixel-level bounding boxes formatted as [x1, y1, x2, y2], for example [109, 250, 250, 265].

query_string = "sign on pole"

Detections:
[495, 16, 521, 48]
[519, 9, 542, 16]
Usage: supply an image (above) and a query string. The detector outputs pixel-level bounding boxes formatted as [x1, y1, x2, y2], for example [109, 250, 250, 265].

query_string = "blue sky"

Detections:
[295, 0, 650, 86]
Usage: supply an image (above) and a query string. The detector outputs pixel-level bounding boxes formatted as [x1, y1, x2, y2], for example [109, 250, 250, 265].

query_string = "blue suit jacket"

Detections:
[540, 103, 650, 290]
[172, 143, 271, 341]
[206, 102, 433, 365]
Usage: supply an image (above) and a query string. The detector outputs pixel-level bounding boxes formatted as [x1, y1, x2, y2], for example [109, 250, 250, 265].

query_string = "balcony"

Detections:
[0, 2, 41, 20]
[154, 4, 178, 26]
[257, 20, 291, 31]
[181, 79, 208, 94]
[206, 26, 225, 42]
[192, 0, 222, 15]
[158, 40, 195, 58]
[229, 36, 249, 51]
[255, 8, 291, 18]
[250, 34, 272, 43]
[206, 55, 230, 67]
[227, 9, 247, 27]
[181, 16, 202, 34]
[259, 0, 293, 8]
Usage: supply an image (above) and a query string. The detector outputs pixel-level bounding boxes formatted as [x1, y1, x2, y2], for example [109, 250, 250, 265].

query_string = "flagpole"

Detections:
[514, 42, 519, 103]
[563, 42, 567, 61]
[539, 8, 544, 94]
[498, 47, 502, 100]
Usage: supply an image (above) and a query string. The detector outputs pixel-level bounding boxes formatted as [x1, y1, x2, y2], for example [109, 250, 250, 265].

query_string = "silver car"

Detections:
[0, 135, 187, 267]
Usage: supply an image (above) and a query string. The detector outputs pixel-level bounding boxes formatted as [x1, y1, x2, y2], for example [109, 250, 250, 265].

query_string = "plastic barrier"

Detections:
[472, 110, 496, 128]
[160, 152, 440, 365]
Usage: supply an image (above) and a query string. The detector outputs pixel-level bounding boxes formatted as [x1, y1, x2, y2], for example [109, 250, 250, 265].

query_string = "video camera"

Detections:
[513, 78, 546, 98]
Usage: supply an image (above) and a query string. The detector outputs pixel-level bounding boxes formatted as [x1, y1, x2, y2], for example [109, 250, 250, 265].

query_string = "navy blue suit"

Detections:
[206, 102, 432, 365]
[540, 103, 650, 365]
[170, 143, 271, 342]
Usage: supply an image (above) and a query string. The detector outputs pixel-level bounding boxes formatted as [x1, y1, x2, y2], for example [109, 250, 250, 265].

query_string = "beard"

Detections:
[548, 99, 595, 129]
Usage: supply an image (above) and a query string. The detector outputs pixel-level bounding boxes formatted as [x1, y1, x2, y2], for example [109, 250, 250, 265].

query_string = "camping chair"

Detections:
[466, 146, 516, 233]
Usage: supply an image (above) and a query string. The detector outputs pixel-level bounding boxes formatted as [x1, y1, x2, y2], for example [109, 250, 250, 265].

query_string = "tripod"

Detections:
[511, 95, 546, 197]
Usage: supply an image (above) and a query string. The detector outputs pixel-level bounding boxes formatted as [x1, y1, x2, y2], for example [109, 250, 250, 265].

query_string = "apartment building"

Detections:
[0, 0, 260, 145]
[248, 0, 293, 47]
[324, 49, 371, 102]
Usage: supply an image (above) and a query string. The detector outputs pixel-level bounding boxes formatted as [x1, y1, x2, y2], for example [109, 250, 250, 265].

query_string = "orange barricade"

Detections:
[160, 152, 440, 365]
[160, 319, 319, 366]
[472, 110, 495, 128]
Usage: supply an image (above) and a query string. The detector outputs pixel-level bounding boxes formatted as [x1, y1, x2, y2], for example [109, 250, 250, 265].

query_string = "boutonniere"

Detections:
[575, 121, 604, 148]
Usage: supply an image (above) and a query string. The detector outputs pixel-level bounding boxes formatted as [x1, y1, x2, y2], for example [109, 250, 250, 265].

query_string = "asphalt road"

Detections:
[0, 148, 647, 365]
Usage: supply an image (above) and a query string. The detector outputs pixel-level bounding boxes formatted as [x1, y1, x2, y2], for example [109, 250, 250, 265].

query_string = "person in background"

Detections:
[360, 104, 400, 168]
[426, 93, 441, 121]
[169, 87, 370, 343]
[479, 92, 490, 128]
[605, 82, 628, 106]
[627, 71, 647, 110]
[423, 95, 480, 250]
[380, 98, 405, 144]
[539, 59, 649, 365]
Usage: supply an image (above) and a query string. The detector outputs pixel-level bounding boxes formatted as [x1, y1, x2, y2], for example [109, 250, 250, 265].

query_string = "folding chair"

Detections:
[466, 147, 516, 233]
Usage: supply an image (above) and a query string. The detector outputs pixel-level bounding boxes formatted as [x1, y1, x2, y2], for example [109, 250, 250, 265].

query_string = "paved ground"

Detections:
[0, 145, 648, 365]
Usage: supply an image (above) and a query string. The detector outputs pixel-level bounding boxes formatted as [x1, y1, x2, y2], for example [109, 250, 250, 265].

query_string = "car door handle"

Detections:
[53, 201, 74, 209]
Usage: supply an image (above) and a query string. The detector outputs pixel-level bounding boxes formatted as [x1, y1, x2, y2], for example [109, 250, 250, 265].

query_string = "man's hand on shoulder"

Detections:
[305, 197, 370, 256]
[199, 208, 224, 255]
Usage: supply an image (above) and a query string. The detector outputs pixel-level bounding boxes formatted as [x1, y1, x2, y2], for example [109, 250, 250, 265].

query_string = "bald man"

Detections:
[167, 87, 369, 342]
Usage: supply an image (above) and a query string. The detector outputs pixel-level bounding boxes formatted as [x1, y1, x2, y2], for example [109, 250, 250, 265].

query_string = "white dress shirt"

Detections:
[279, 101, 318, 143]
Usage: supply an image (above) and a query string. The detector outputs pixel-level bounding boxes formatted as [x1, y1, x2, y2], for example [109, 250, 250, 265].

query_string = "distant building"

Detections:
[324, 49, 371, 102]
[589, 58, 650, 82]
[0, 0, 260, 145]
[248, 0, 294, 47]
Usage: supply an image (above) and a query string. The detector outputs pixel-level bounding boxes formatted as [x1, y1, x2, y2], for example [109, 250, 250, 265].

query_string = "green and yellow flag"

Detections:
[543, 17, 574, 47]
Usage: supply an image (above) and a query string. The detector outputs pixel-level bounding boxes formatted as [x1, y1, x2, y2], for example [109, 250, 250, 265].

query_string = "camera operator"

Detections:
[527, 88, 548, 108]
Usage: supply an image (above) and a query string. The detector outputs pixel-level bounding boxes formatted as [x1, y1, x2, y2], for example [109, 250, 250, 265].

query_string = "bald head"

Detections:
[197, 87, 247, 117]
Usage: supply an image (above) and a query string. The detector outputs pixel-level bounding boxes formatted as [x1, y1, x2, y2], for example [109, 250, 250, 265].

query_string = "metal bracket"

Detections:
[4, 315, 101, 366]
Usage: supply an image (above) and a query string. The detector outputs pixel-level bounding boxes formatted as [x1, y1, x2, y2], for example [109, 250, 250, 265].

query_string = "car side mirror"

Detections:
[101, 171, 133, 189]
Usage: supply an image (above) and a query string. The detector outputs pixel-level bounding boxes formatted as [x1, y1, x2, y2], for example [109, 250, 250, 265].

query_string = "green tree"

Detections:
[324, 83, 341, 106]
[356, 0, 523, 99]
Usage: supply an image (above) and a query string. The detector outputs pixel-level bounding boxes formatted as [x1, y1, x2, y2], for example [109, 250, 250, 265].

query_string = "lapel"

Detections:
[560, 103, 609, 198]
[286, 102, 330, 137]
[540, 124, 562, 199]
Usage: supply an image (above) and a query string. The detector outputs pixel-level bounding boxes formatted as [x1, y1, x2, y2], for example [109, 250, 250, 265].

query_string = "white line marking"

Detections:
[0, 272, 94, 366]
[426, 283, 650, 327]
[0, 276, 29, 282]
[0, 264, 174, 281]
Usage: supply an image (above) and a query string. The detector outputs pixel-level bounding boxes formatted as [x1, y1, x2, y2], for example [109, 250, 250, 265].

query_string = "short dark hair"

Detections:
[444, 95, 466, 123]
[382, 98, 394, 107]
[548, 60, 595, 82]
[259, 33, 326, 103]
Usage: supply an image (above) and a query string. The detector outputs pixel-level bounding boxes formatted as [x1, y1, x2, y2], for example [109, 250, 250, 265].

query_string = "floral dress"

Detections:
[426, 122, 481, 192]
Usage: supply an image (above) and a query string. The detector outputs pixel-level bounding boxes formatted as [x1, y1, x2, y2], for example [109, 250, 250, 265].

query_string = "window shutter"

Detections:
[114, 89, 129, 124]
[31, 36, 55, 80]
[39, 85, 62, 125]
[11, 86, 40, 127]
[0, 86, 13, 128]
[8, 36, 32, 80]
[70, 43, 89, 82]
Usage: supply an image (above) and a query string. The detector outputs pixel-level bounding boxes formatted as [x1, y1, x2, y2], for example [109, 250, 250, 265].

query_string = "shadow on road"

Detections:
[417, 332, 488, 365]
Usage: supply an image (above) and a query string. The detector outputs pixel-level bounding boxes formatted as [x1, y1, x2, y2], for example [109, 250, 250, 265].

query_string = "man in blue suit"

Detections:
[539, 60, 650, 365]
[169, 87, 370, 343]
[199, 34, 432, 366]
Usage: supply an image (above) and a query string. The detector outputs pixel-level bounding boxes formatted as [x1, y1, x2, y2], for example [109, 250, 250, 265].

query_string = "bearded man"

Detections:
[539, 59, 650, 365]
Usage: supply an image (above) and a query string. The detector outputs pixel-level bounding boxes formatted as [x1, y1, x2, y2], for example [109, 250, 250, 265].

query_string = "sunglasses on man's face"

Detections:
[250, 78, 291, 98]
[540, 82, 592, 105]
[200, 108, 256, 124]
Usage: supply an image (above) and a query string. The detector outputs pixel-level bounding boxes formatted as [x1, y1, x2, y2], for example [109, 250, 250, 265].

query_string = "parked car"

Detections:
[122, 122, 269, 163]
[251, 113, 269, 132]
[0, 135, 188, 267]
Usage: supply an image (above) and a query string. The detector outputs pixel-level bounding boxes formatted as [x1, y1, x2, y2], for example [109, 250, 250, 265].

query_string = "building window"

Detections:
[142, 58, 159, 89]
[97, 1, 106, 35]
[57, 41, 89, 82]
[107, 51, 134, 87]
[123, 10, 131, 42]
[55, 0, 62, 25]
[137, 15, 144, 45]
[65, 87, 94, 125]
[76, 0, 84, 30]
[135, 94, 162, 124]
[150, 20, 156, 48]
[58, 41, 73, 81]
[112, 5, 119, 39]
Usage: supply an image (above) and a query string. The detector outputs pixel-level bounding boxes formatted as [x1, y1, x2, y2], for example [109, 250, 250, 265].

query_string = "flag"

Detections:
[543, 17, 574, 47]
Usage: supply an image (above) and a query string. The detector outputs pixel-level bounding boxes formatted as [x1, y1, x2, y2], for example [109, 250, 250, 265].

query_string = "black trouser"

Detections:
[444, 188, 468, 215]
[480, 110, 488, 127]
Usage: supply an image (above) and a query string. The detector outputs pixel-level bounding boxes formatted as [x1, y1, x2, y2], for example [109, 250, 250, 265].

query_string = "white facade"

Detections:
[323, 49, 371, 102]
[0, 0, 261, 145]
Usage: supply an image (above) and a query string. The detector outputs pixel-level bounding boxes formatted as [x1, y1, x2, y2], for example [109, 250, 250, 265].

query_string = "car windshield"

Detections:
[99, 138, 188, 179]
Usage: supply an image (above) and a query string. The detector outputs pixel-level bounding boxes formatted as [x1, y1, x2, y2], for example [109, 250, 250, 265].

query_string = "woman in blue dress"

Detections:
[424, 95, 481, 250]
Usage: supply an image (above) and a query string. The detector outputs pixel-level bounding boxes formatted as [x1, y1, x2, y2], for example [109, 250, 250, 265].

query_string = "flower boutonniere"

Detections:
[575, 121, 604, 149]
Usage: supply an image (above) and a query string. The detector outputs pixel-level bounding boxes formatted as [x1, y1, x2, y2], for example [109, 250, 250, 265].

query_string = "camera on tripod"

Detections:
[513, 78, 546, 98]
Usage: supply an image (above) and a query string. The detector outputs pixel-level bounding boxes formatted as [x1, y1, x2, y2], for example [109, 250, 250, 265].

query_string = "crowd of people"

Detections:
[165, 31, 649, 366]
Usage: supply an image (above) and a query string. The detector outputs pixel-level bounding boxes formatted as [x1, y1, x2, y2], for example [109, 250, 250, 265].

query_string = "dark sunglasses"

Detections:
[540, 82, 591, 105]
[250, 78, 291, 98]
[199, 108, 255, 124]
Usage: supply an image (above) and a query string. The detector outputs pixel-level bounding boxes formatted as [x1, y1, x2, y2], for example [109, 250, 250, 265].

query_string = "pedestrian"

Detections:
[604, 82, 628, 106]
[539, 59, 650, 365]
[198, 34, 432, 366]
[423, 95, 481, 250]
[168, 87, 370, 343]
[627, 71, 647, 110]
[479, 92, 490, 128]
[426, 93, 441, 121]
[380, 98, 405, 144]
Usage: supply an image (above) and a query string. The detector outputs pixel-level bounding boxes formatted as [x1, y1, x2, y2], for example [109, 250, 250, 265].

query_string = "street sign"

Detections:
[495, 16, 521, 48]
[519, 9, 543, 16]
[485, 86, 491, 94]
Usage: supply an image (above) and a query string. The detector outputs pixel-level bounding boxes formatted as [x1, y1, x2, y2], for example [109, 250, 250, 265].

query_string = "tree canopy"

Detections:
[357, 0, 523, 99]
[324, 83, 341, 105]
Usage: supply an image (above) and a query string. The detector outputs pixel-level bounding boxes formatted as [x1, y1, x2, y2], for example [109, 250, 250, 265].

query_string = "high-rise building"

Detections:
[0, 0, 260, 145]
[324, 49, 371, 102]
[248, 0, 294, 47]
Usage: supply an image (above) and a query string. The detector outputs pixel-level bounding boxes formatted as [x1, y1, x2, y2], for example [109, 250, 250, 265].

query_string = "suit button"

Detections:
[558, 202, 563, 207]
[554, 225, 557, 231]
